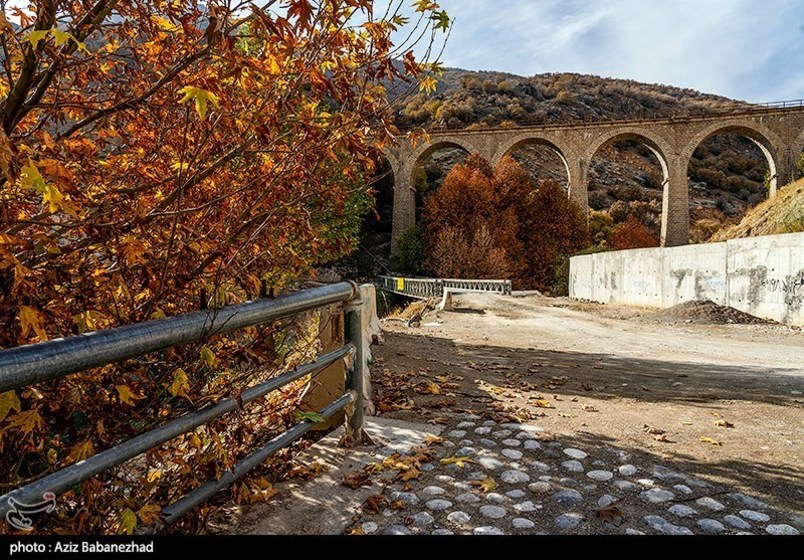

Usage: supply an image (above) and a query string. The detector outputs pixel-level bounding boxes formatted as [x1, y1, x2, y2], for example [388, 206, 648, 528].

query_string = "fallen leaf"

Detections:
[363, 494, 388, 515]
[715, 419, 734, 429]
[397, 468, 422, 482]
[700, 437, 722, 446]
[597, 505, 624, 526]
[424, 434, 445, 446]
[346, 525, 365, 535]
[390, 500, 407, 511]
[654, 434, 672, 443]
[470, 478, 497, 493]
[530, 399, 554, 409]
[440, 456, 476, 469]
[342, 471, 371, 489]
[643, 425, 665, 435]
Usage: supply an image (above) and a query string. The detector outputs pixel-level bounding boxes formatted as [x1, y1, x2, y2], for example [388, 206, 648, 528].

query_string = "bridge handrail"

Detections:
[0, 282, 368, 530]
[378, 276, 513, 299]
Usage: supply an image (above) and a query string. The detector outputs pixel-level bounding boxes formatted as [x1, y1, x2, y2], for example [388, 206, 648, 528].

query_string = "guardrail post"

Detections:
[344, 294, 369, 446]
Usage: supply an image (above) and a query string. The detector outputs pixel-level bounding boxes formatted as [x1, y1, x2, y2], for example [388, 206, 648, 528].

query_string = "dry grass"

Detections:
[712, 179, 804, 241]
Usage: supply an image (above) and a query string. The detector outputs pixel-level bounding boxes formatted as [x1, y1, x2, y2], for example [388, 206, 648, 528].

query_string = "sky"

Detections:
[422, 0, 804, 103]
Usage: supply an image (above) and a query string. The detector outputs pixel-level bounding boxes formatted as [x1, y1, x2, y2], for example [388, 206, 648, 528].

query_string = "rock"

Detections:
[435, 475, 454, 483]
[453, 482, 472, 492]
[555, 513, 583, 530]
[618, 465, 638, 477]
[493, 430, 513, 439]
[479, 438, 497, 448]
[643, 515, 668, 531]
[447, 511, 471, 524]
[425, 499, 452, 511]
[529, 482, 551, 493]
[361, 522, 378, 534]
[458, 439, 474, 447]
[474, 427, 492, 435]
[432, 529, 454, 536]
[468, 471, 487, 481]
[455, 493, 481, 504]
[552, 489, 584, 506]
[477, 457, 505, 470]
[524, 440, 541, 450]
[696, 497, 725, 512]
[587, 470, 614, 482]
[640, 489, 675, 504]
[513, 500, 538, 513]
[614, 480, 637, 491]
[423, 486, 446, 496]
[530, 461, 551, 472]
[583, 484, 599, 493]
[727, 492, 767, 510]
[502, 449, 524, 460]
[479, 505, 508, 519]
[598, 495, 618, 508]
[548, 441, 563, 449]
[637, 479, 655, 487]
[411, 512, 435, 527]
[653, 465, 685, 482]
[563, 448, 588, 460]
[421, 463, 435, 472]
[513, 518, 536, 530]
[501, 470, 530, 484]
[456, 447, 477, 456]
[474, 526, 505, 535]
[486, 493, 507, 503]
[506, 489, 526, 499]
[562, 460, 584, 473]
[625, 529, 645, 535]
[559, 478, 579, 487]
[697, 519, 725, 534]
[660, 524, 695, 536]
[457, 421, 476, 429]
[766, 525, 800, 536]
[724, 515, 752, 530]
[502, 439, 521, 447]
[392, 491, 420, 506]
[673, 484, 693, 495]
[384, 525, 412, 535]
[739, 510, 770, 523]
[447, 430, 467, 439]
[668, 504, 697, 518]
[483, 420, 497, 426]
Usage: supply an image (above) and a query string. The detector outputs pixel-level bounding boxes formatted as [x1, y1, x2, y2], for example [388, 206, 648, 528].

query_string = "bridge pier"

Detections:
[661, 156, 690, 247]
[391, 164, 416, 255]
[567, 157, 590, 214]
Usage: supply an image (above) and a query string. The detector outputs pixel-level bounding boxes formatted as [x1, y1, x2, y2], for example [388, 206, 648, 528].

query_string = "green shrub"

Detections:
[396, 225, 426, 274]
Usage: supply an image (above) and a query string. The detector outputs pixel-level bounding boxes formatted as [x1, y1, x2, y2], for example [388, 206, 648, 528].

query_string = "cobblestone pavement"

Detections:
[348, 414, 801, 536]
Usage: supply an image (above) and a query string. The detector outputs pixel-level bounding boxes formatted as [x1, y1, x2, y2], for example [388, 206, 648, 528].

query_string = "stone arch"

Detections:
[682, 121, 784, 196]
[492, 134, 572, 188]
[583, 128, 673, 183]
[404, 137, 482, 187]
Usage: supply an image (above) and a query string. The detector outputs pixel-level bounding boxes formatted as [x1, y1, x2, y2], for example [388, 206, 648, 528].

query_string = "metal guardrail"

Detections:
[378, 276, 513, 299]
[0, 282, 368, 530]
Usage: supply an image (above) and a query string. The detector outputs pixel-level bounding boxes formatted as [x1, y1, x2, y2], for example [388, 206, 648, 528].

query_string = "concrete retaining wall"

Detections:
[569, 233, 804, 325]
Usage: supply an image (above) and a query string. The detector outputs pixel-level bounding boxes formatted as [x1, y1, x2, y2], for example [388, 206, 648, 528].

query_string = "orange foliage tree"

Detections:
[422, 155, 588, 291]
[0, 0, 448, 533]
[610, 215, 660, 250]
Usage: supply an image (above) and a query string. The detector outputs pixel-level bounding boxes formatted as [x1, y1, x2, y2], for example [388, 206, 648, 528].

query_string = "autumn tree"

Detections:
[422, 155, 588, 292]
[0, 0, 449, 534]
[610, 215, 660, 250]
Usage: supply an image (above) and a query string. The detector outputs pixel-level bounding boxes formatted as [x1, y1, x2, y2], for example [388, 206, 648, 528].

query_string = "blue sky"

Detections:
[421, 0, 804, 102]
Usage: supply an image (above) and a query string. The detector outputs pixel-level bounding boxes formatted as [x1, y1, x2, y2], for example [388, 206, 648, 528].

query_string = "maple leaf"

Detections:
[168, 368, 190, 399]
[178, 86, 220, 119]
[18, 306, 48, 341]
[346, 525, 365, 535]
[0, 391, 21, 422]
[116, 385, 144, 406]
[119, 508, 137, 535]
[5, 409, 44, 434]
[200, 346, 219, 368]
[715, 419, 735, 429]
[419, 75, 438, 94]
[440, 456, 476, 469]
[530, 399, 554, 409]
[342, 471, 371, 489]
[700, 437, 722, 446]
[67, 440, 96, 464]
[470, 478, 497, 493]
[597, 504, 624, 525]
[136, 504, 162, 525]
[396, 467, 422, 482]
[424, 434, 445, 446]
[363, 494, 388, 515]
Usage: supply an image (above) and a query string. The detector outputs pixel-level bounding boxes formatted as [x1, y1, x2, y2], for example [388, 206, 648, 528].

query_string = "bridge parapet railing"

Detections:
[0, 282, 370, 531]
[378, 276, 512, 299]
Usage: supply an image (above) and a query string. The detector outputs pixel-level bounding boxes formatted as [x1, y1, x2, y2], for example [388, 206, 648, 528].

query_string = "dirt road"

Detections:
[374, 294, 804, 515]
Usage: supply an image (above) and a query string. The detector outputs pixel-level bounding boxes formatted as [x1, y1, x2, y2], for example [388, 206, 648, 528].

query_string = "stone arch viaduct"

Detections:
[381, 106, 804, 250]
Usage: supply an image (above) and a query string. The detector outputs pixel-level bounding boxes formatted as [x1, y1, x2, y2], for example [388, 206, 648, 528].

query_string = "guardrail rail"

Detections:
[0, 282, 369, 531]
[378, 276, 513, 299]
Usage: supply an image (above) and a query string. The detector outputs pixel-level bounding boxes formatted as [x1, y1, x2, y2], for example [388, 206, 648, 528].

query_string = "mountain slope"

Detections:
[711, 180, 804, 241]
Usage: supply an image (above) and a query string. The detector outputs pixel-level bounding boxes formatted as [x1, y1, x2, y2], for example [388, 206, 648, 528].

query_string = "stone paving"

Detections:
[349, 415, 802, 536]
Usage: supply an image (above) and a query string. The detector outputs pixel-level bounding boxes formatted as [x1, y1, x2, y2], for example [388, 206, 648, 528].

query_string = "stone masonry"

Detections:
[383, 107, 804, 252]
